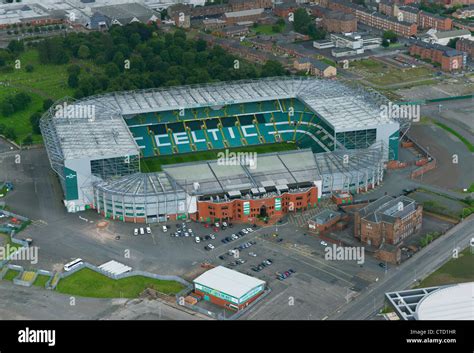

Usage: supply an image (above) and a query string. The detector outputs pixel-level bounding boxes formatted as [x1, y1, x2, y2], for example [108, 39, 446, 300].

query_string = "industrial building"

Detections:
[193, 266, 266, 311]
[41, 77, 399, 222]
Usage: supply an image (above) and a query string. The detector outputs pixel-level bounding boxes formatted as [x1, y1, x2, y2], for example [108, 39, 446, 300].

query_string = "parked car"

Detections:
[207, 244, 215, 250]
[219, 255, 225, 260]
[162, 225, 167, 232]
[133, 228, 139, 236]
[231, 234, 238, 240]
[215, 222, 220, 228]
[146, 226, 151, 234]
[184, 232, 189, 237]
[249, 252, 257, 257]
[379, 262, 387, 269]
[222, 222, 228, 227]
[209, 234, 216, 240]
[246, 227, 253, 232]
[195, 237, 201, 243]
[242, 229, 248, 234]
[320, 241, 328, 246]
[139, 227, 145, 235]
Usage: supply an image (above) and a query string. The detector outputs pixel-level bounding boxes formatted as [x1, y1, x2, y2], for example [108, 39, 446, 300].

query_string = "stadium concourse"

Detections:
[40, 77, 399, 224]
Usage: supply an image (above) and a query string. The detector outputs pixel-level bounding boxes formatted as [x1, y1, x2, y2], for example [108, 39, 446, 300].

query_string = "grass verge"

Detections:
[434, 122, 474, 152]
[418, 248, 474, 287]
[56, 268, 185, 298]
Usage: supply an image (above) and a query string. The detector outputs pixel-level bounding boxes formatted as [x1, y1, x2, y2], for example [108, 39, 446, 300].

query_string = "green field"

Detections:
[56, 268, 185, 298]
[418, 248, 474, 287]
[251, 23, 284, 35]
[33, 274, 51, 288]
[141, 142, 299, 172]
[350, 58, 435, 87]
[2, 269, 20, 281]
[0, 49, 100, 144]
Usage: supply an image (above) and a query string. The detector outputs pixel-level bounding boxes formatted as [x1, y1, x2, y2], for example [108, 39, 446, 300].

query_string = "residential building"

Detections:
[409, 41, 465, 71]
[293, 57, 337, 77]
[418, 11, 452, 31]
[456, 37, 474, 58]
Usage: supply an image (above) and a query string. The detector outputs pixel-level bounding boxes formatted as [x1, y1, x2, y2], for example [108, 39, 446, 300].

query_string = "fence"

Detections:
[54, 261, 190, 289]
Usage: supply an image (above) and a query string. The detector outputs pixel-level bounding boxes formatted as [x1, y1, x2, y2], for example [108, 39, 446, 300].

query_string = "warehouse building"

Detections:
[193, 266, 266, 311]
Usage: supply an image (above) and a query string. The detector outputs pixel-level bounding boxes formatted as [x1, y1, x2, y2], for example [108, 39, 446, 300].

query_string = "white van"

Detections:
[162, 225, 167, 232]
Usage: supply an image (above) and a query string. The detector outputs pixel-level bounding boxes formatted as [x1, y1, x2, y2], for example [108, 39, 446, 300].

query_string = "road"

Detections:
[328, 214, 474, 320]
[0, 280, 206, 320]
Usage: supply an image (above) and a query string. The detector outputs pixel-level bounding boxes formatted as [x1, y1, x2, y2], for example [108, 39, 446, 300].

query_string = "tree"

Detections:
[22, 134, 33, 146]
[4, 127, 16, 140]
[43, 99, 54, 111]
[0, 101, 14, 116]
[105, 62, 120, 77]
[381, 39, 390, 48]
[67, 64, 81, 76]
[7, 39, 24, 54]
[68, 74, 79, 88]
[383, 30, 398, 44]
[261, 60, 285, 77]
[29, 112, 42, 135]
[447, 37, 459, 49]
[77, 45, 90, 59]
[293, 8, 312, 35]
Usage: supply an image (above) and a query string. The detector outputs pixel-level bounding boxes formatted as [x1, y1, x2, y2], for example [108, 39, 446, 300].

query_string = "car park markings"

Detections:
[259, 237, 353, 285]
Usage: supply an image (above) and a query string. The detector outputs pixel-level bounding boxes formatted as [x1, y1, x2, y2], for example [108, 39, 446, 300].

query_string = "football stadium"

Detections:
[40, 77, 399, 223]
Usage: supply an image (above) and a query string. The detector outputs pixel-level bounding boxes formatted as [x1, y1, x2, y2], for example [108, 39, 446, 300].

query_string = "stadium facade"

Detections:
[40, 77, 399, 223]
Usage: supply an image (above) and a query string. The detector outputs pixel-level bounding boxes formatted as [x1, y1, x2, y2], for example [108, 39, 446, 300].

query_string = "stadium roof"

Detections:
[94, 172, 184, 196]
[193, 266, 265, 299]
[40, 98, 139, 161]
[162, 144, 386, 196]
[72, 77, 392, 132]
[386, 282, 474, 320]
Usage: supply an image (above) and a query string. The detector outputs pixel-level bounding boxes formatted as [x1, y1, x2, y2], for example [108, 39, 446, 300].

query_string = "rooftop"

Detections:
[193, 266, 265, 299]
[386, 282, 474, 320]
[359, 195, 418, 223]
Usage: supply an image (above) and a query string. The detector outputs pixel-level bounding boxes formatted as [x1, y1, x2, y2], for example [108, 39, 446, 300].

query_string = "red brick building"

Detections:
[418, 11, 453, 31]
[354, 195, 423, 247]
[229, 0, 273, 11]
[456, 38, 474, 59]
[409, 42, 465, 71]
[273, 3, 299, 18]
[197, 186, 318, 223]
[323, 11, 358, 33]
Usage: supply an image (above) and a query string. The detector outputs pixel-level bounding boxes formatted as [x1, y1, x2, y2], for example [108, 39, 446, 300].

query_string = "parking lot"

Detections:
[0, 146, 398, 320]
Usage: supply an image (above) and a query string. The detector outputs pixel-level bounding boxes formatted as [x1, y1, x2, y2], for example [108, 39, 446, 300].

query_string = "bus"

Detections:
[63, 258, 83, 272]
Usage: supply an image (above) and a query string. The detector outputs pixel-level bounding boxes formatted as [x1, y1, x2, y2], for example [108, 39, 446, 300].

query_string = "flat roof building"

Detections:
[193, 266, 266, 310]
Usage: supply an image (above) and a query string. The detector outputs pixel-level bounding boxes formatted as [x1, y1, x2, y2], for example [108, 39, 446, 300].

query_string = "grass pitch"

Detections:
[141, 142, 299, 172]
